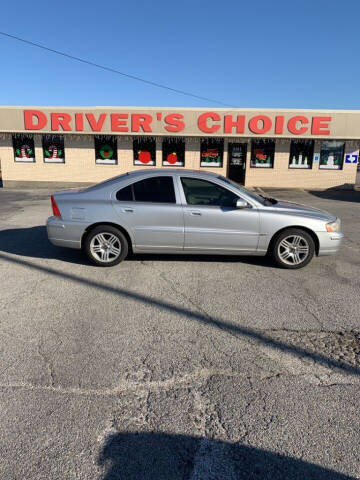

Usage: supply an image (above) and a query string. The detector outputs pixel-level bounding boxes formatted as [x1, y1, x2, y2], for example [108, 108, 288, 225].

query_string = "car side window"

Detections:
[181, 177, 239, 207]
[116, 176, 176, 203]
[116, 184, 133, 201]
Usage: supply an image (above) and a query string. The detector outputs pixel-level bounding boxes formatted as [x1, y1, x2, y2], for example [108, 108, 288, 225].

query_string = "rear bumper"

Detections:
[317, 231, 344, 256]
[46, 216, 85, 249]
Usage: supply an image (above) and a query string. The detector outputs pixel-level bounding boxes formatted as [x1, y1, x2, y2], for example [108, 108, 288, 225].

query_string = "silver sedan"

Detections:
[46, 169, 343, 269]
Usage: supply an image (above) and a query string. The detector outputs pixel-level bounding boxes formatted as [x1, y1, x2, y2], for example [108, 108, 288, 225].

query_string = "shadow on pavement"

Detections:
[98, 431, 355, 479]
[307, 186, 360, 203]
[0, 225, 274, 267]
[0, 250, 359, 377]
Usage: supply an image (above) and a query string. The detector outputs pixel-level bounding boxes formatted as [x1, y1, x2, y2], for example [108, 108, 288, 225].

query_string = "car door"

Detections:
[112, 175, 184, 251]
[178, 176, 260, 252]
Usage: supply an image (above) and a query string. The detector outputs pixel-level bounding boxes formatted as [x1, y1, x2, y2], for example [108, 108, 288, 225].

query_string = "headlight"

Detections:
[326, 218, 341, 232]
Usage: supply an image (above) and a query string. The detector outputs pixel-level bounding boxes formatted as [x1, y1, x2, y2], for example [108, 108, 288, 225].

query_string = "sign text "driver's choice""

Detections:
[24, 110, 332, 136]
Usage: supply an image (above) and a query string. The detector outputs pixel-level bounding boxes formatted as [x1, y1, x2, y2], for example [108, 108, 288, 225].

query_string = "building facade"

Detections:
[0, 106, 359, 189]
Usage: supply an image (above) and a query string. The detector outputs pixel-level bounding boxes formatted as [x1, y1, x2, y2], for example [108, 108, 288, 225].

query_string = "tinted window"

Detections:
[116, 184, 133, 201]
[181, 177, 238, 207]
[116, 177, 176, 203]
[133, 176, 175, 203]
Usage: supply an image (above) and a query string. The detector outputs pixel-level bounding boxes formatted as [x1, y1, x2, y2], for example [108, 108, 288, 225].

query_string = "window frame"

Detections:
[133, 137, 156, 166]
[13, 134, 36, 163]
[42, 134, 65, 164]
[288, 139, 314, 170]
[94, 135, 118, 165]
[179, 176, 242, 208]
[250, 139, 275, 169]
[115, 175, 177, 204]
[200, 138, 224, 168]
[162, 137, 185, 167]
[319, 141, 345, 171]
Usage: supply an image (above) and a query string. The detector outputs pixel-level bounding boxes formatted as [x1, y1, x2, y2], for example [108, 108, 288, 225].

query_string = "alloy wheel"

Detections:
[277, 234, 309, 266]
[90, 232, 121, 263]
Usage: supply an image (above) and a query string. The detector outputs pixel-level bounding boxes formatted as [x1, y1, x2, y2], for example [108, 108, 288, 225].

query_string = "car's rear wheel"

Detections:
[272, 228, 315, 269]
[84, 225, 128, 266]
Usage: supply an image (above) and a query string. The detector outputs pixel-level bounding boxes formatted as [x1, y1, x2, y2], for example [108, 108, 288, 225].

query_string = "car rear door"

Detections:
[112, 175, 184, 251]
[177, 176, 260, 252]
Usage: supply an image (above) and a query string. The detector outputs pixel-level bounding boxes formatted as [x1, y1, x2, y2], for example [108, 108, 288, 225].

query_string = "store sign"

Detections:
[345, 153, 358, 164]
[21, 109, 333, 137]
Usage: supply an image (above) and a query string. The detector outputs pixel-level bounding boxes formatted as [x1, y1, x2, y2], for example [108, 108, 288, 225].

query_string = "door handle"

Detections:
[190, 210, 201, 216]
[122, 208, 134, 213]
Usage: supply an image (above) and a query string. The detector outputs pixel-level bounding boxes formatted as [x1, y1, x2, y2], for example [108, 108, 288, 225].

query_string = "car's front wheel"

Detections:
[272, 228, 315, 269]
[84, 225, 128, 266]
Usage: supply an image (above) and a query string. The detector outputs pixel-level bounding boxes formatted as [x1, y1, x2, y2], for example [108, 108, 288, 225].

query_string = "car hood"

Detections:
[268, 199, 336, 222]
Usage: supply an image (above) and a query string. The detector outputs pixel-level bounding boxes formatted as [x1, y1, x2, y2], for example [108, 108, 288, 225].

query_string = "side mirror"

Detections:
[236, 199, 250, 209]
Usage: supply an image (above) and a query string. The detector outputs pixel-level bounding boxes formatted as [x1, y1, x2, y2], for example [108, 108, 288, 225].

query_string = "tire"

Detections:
[84, 225, 128, 267]
[272, 228, 315, 269]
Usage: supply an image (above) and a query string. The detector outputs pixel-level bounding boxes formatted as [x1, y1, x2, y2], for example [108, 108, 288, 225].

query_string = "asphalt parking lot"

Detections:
[0, 186, 359, 479]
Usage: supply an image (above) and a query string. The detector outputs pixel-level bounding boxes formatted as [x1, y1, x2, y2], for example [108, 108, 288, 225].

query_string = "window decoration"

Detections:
[200, 138, 223, 167]
[289, 140, 314, 169]
[95, 135, 117, 165]
[162, 137, 185, 166]
[42, 135, 65, 163]
[13, 134, 35, 162]
[133, 137, 156, 166]
[319, 141, 344, 170]
[251, 140, 275, 168]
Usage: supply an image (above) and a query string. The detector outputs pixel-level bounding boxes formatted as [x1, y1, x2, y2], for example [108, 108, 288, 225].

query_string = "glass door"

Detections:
[228, 143, 247, 184]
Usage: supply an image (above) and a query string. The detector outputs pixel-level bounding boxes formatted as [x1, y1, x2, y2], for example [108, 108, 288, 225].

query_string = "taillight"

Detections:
[51, 195, 61, 217]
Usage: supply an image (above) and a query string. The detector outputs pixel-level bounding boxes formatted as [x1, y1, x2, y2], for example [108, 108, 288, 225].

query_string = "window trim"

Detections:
[288, 139, 314, 170]
[319, 141, 345, 171]
[200, 138, 224, 168]
[42, 134, 66, 164]
[250, 140, 275, 169]
[179, 176, 242, 208]
[162, 137, 185, 167]
[133, 137, 156, 166]
[115, 175, 177, 204]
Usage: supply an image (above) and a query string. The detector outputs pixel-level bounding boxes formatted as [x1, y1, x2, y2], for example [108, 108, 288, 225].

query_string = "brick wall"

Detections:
[0, 134, 357, 189]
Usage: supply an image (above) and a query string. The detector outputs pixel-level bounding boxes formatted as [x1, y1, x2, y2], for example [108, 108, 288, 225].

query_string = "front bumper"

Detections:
[46, 216, 84, 249]
[317, 231, 344, 256]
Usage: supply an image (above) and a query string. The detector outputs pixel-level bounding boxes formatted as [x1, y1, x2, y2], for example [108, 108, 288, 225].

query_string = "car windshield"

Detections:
[217, 176, 269, 205]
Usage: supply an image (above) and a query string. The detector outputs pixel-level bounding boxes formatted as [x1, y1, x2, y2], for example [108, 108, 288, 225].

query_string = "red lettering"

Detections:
[51, 113, 72, 131]
[111, 113, 129, 132]
[164, 113, 185, 132]
[131, 114, 153, 132]
[198, 112, 221, 133]
[224, 115, 245, 134]
[85, 113, 106, 132]
[248, 115, 272, 134]
[75, 113, 84, 131]
[275, 116, 284, 134]
[311, 116, 331, 135]
[24, 110, 47, 130]
[287, 116, 309, 135]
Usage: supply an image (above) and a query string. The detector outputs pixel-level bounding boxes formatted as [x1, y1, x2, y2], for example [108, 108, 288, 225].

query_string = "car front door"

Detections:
[178, 176, 260, 252]
[112, 175, 184, 251]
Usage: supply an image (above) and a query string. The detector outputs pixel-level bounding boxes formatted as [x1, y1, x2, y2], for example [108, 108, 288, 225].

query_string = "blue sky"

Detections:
[1, 0, 359, 109]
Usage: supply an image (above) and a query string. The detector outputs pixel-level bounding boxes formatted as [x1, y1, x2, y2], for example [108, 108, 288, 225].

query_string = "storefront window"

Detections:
[251, 140, 275, 168]
[162, 137, 185, 166]
[133, 137, 156, 166]
[13, 134, 35, 162]
[289, 140, 314, 169]
[200, 138, 223, 167]
[95, 135, 117, 165]
[319, 141, 344, 170]
[43, 135, 65, 163]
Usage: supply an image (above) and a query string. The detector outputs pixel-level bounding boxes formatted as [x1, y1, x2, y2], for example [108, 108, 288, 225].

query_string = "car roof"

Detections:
[83, 169, 221, 193]
[126, 168, 219, 178]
